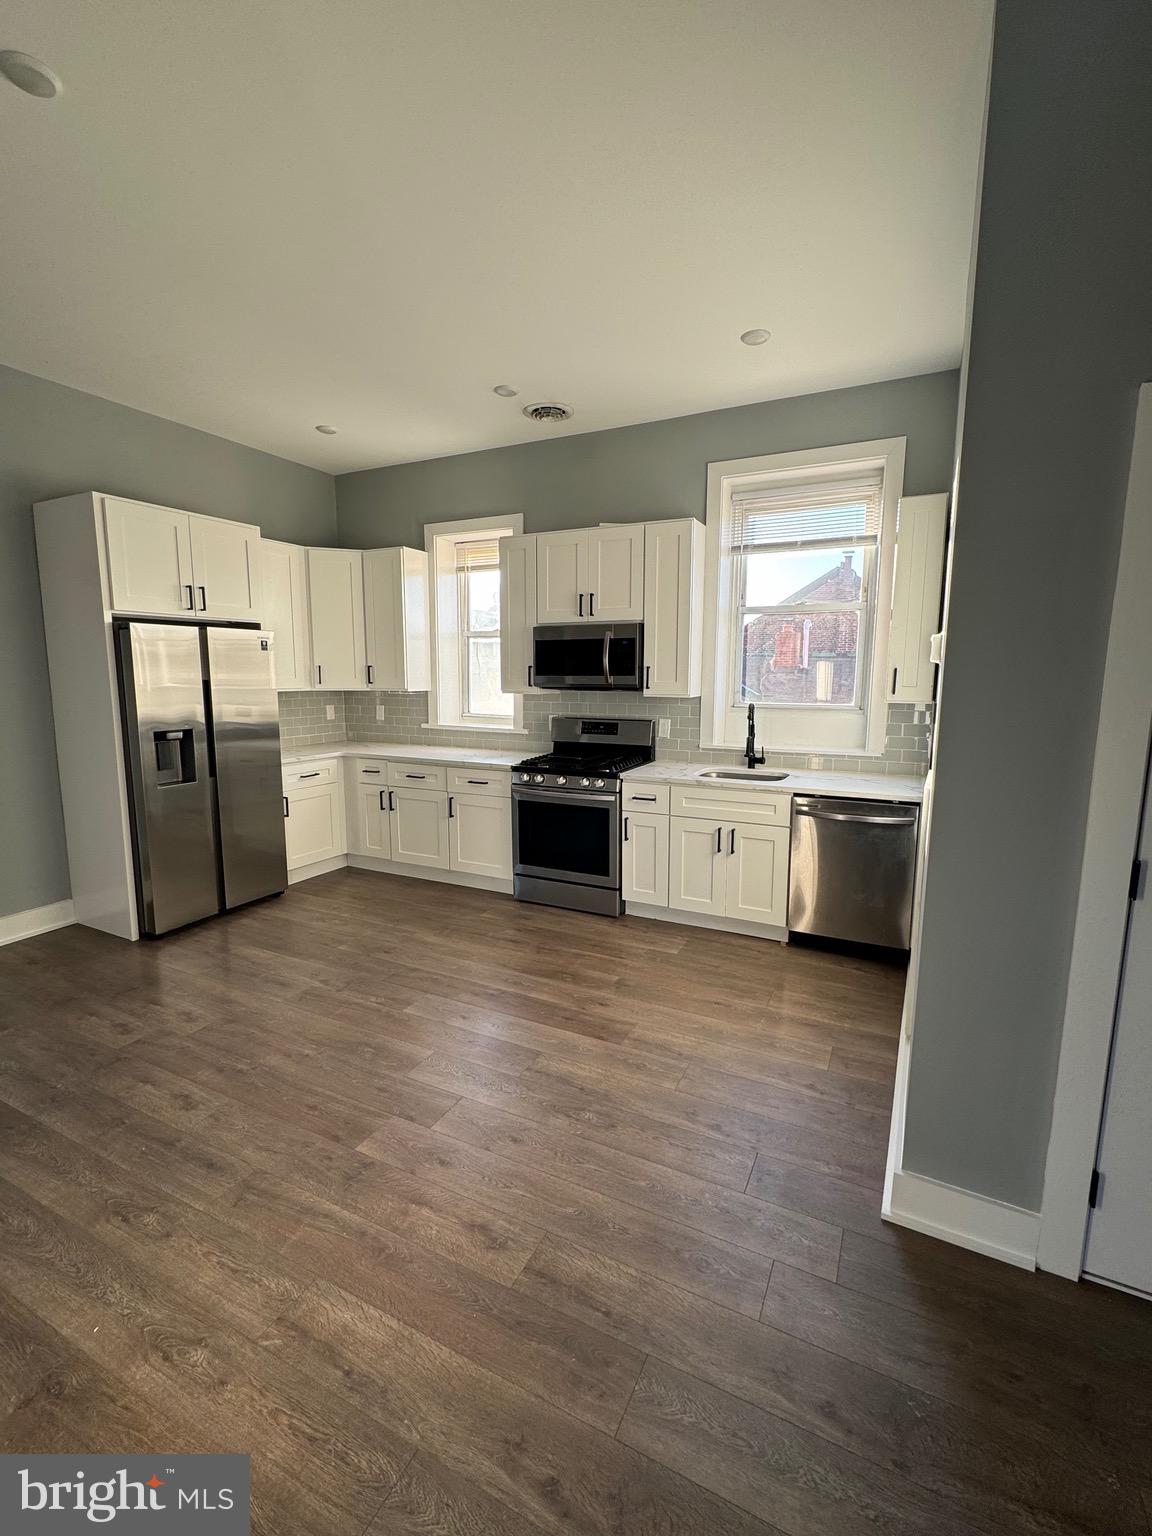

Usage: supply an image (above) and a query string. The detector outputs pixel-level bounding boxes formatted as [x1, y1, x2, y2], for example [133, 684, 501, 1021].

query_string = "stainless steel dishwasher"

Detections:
[788, 796, 920, 949]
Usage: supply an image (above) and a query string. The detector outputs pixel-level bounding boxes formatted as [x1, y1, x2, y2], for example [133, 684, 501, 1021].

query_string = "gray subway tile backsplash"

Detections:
[280, 688, 930, 775]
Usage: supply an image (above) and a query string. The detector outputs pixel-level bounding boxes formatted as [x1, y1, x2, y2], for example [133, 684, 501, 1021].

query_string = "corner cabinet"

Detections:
[364, 546, 430, 691]
[888, 493, 947, 705]
[499, 534, 538, 693]
[306, 548, 366, 689]
[283, 761, 346, 873]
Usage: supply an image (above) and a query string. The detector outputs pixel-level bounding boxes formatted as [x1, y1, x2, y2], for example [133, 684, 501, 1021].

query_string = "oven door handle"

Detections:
[512, 786, 619, 808]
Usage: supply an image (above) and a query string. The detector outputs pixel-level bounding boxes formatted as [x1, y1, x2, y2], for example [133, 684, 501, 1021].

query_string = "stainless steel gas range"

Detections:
[511, 716, 656, 916]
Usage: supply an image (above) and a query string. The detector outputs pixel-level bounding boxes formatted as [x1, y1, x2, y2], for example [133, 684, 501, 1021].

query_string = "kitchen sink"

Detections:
[696, 769, 789, 782]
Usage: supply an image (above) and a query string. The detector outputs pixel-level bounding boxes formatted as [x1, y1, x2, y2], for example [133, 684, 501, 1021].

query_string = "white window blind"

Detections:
[729, 467, 883, 551]
[454, 537, 501, 573]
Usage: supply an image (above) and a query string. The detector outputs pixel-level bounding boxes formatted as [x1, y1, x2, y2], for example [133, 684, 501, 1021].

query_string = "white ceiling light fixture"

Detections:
[314, 424, 338, 434]
[522, 402, 573, 423]
[0, 50, 63, 98]
[492, 384, 519, 398]
[740, 328, 771, 346]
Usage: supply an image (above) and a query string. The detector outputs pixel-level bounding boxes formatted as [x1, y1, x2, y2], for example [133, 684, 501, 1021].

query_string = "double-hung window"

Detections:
[425, 514, 524, 732]
[457, 537, 509, 722]
[703, 440, 904, 756]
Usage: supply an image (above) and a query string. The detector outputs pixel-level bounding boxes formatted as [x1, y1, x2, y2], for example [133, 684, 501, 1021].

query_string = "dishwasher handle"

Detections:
[794, 806, 917, 826]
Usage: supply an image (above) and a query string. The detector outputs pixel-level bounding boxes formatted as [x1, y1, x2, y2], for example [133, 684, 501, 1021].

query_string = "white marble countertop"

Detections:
[281, 740, 526, 770]
[621, 761, 925, 802]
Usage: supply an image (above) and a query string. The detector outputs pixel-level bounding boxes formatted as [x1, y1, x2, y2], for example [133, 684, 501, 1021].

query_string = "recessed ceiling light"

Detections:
[492, 384, 519, 398]
[740, 328, 771, 346]
[314, 424, 337, 435]
[0, 50, 63, 98]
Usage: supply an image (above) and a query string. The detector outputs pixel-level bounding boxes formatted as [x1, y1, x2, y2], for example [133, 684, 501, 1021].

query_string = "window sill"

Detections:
[422, 721, 529, 736]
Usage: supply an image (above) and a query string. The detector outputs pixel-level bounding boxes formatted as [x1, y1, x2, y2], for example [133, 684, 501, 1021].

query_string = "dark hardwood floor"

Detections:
[0, 868, 1149, 1536]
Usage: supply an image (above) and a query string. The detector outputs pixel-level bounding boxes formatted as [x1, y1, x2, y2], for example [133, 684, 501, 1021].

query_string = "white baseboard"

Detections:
[884, 1169, 1041, 1270]
[287, 854, 349, 884]
[624, 902, 787, 943]
[0, 899, 76, 947]
[348, 855, 513, 894]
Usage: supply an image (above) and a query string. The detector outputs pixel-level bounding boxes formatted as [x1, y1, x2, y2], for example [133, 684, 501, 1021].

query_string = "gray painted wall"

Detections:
[336, 372, 959, 547]
[904, 0, 1152, 1210]
[0, 363, 336, 920]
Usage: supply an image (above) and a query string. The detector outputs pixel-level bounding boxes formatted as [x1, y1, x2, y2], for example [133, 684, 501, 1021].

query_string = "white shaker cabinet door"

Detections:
[103, 497, 195, 616]
[585, 525, 644, 621]
[499, 534, 539, 692]
[390, 785, 450, 870]
[352, 781, 393, 858]
[643, 518, 704, 697]
[448, 792, 512, 879]
[284, 782, 345, 870]
[668, 816, 726, 916]
[260, 541, 312, 689]
[536, 530, 585, 622]
[724, 821, 789, 927]
[307, 548, 367, 689]
[188, 515, 262, 622]
[364, 546, 430, 691]
[622, 810, 669, 906]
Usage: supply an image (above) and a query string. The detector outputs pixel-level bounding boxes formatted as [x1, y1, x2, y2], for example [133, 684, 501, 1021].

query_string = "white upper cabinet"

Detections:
[536, 530, 584, 622]
[535, 526, 645, 623]
[188, 514, 262, 621]
[262, 540, 312, 689]
[887, 493, 948, 705]
[306, 548, 366, 689]
[584, 525, 645, 620]
[642, 519, 705, 696]
[103, 497, 196, 616]
[499, 533, 538, 692]
[363, 546, 430, 691]
[102, 496, 260, 621]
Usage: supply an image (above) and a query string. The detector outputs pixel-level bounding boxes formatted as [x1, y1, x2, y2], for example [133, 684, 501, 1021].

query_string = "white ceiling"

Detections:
[0, 1, 992, 472]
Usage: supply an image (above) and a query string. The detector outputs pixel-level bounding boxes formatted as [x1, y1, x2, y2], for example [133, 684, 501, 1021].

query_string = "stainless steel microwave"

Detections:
[531, 622, 644, 690]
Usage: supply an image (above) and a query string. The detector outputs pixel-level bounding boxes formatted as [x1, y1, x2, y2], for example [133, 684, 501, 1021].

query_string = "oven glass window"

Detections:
[516, 796, 614, 879]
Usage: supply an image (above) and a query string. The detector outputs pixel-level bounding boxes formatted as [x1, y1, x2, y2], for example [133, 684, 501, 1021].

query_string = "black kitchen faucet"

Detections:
[744, 704, 765, 770]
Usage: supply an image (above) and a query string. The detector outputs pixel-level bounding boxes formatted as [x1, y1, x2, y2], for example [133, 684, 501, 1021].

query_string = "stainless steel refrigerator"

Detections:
[115, 620, 288, 935]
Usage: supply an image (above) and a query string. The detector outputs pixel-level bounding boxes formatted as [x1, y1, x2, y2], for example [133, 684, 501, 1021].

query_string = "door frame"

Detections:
[1038, 384, 1152, 1279]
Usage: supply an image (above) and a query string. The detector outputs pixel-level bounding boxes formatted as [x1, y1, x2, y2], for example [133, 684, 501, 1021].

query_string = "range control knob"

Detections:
[555, 775, 567, 785]
[580, 777, 591, 787]
[533, 774, 545, 784]
[593, 778, 606, 788]
[519, 772, 531, 782]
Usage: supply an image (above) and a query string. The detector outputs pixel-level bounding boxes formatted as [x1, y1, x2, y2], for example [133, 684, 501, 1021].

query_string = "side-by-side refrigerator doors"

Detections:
[206, 627, 288, 910]
[117, 622, 221, 935]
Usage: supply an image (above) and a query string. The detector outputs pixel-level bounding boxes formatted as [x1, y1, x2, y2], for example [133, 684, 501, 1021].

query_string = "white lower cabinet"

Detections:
[390, 784, 450, 870]
[284, 781, 346, 871]
[669, 816, 727, 915]
[351, 781, 393, 858]
[623, 811, 669, 906]
[448, 791, 512, 880]
[725, 821, 790, 926]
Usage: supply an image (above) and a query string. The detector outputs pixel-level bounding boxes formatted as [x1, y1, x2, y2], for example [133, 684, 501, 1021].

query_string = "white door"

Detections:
[390, 785, 450, 869]
[449, 792, 512, 879]
[307, 548, 367, 689]
[284, 782, 345, 870]
[623, 811, 669, 906]
[1084, 789, 1152, 1297]
[724, 821, 790, 927]
[103, 497, 194, 616]
[643, 519, 702, 697]
[668, 816, 726, 916]
[499, 534, 539, 692]
[352, 782, 393, 858]
[586, 526, 644, 621]
[188, 516, 262, 621]
[364, 546, 431, 691]
[261, 541, 312, 689]
[536, 531, 585, 622]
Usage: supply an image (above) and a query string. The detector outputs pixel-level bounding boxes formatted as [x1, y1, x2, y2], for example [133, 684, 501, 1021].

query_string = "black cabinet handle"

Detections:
[589, 591, 595, 616]
[623, 816, 629, 842]
[299, 771, 320, 779]
[283, 795, 289, 818]
[448, 795, 455, 819]
[184, 584, 195, 611]
[715, 826, 722, 854]
[578, 592, 584, 618]
[729, 827, 736, 855]
[527, 663, 533, 687]
[645, 665, 651, 690]
[633, 794, 657, 802]
[197, 585, 207, 611]
[367, 664, 374, 684]
[892, 666, 898, 693]
[379, 789, 387, 811]
[388, 789, 396, 811]
[405, 772, 426, 779]
[317, 664, 323, 685]
[466, 779, 489, 785]
[362, 767, 381, 774]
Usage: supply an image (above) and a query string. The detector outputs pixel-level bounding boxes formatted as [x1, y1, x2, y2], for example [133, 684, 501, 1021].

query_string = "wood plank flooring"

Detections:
[1, 868, 1149, 1536]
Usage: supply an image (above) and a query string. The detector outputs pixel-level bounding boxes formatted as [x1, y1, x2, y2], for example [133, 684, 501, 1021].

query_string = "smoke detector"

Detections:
[522, 402, 573, 423]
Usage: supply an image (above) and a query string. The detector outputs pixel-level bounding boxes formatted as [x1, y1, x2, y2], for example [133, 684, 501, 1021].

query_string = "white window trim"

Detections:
[424, 514, 526, 733]
[700, 437, 905, 756]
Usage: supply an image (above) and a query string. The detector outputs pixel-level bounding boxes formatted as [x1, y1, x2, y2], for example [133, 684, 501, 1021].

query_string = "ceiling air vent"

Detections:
[522, 402, 573, 423]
